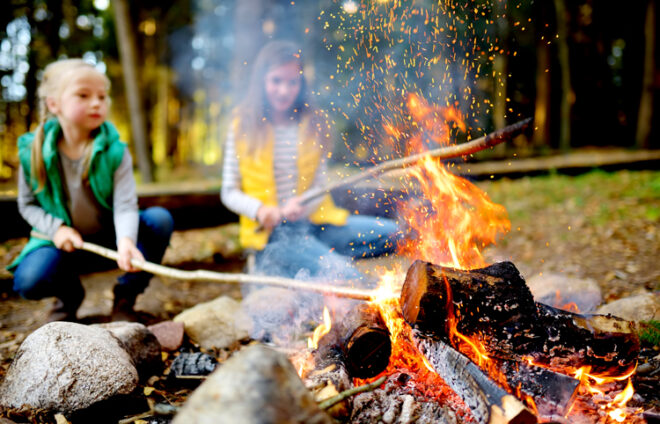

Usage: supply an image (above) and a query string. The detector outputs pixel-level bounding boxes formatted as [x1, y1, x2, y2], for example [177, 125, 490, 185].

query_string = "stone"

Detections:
[173, 296, 250, 350]
[172, 344, 333, 424]
[95, 321, 162, 378]
[0, 322, 138, 414]
[148, 320, 185, 351]
[526, 272, 602, 313]
[596, 292, 660, 322]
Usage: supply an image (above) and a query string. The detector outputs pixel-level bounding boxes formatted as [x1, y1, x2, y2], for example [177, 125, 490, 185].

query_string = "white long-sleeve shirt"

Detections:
[221, 123, 326, 220]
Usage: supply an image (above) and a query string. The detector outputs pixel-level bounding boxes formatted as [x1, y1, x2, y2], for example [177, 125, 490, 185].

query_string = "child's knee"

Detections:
[142, 206, 174, 238]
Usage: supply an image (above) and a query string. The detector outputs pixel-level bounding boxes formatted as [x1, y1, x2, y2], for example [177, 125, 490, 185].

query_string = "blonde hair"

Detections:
[31, 58, 111, 192]
[234, 40, 318, 154]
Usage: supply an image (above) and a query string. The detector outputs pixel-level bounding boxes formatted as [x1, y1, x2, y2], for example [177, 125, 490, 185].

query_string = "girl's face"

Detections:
[264, 61, 302, 115]
[49, 69, 109, 134]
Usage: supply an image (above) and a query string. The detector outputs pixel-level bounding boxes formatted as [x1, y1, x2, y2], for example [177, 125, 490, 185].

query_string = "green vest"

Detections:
[8, 119, 127, 271]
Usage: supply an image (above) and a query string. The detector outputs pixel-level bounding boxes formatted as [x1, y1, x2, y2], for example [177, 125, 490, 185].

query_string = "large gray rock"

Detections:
[596, 292, 660, 322]
[173, 296, 250, 349]
[173, 344, 332, 424]
[95, 321, 162, 378]
[526, 272, 603, 312]
[0, 322, 138, 414]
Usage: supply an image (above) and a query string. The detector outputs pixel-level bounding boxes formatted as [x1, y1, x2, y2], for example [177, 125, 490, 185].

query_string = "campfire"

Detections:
[293, 97, 643, 424]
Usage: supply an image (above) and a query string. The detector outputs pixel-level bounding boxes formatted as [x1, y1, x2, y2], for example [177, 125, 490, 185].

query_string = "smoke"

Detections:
[240, 221, 370, 345]
[165, 0, 507, 345]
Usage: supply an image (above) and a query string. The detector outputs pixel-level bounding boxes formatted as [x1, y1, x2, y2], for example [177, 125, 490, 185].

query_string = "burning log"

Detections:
[498, 360, 579, 417]
[316, 304, 392, 379]
[401, 260, 640, 375]
[415, 334, 537, 424]
[335, 304, 392, 379]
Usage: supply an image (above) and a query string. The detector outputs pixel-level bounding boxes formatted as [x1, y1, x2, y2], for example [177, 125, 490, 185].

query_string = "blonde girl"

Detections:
[9, 58, 173, 322]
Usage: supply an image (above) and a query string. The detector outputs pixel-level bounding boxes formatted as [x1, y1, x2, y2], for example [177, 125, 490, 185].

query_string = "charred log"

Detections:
[401, 260, 639, 374]
[317, 304, 392, 379]
[415, 334, 537, 424]
[498, 360, 579, 417]
[531, 303, 639, 374]
[401, 260, 540, 355]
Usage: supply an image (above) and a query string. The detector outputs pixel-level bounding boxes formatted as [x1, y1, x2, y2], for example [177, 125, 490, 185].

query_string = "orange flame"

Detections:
[554, 363, 639, 421]
[398, 156, 510, 269]
[308, 306, 332, 349]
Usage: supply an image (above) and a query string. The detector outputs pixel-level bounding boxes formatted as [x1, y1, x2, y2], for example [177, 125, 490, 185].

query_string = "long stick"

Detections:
[300, 117, 532, 205]
[30, 232, 374, 301]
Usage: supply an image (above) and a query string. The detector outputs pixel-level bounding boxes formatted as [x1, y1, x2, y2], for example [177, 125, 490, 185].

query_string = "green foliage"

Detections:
[638, 320, 660, 347]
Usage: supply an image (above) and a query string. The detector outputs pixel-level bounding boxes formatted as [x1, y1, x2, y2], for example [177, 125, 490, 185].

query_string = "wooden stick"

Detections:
[317, 375, 387, 410]
[30, 232, 374, 301]
[300, 118, 532, 205]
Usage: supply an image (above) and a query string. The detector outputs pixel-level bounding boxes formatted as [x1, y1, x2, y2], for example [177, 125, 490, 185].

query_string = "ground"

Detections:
[0, 169, 658, 420]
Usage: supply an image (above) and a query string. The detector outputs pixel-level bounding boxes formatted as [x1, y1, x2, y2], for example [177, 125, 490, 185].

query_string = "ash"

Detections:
[350, 373, 463, 424]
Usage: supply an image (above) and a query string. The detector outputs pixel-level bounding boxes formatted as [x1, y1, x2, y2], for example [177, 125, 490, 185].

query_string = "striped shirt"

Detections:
[221, 123, 325, 220]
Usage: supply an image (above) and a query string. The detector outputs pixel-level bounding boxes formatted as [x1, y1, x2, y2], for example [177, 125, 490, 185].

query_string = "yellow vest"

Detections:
[234, 119, 349, 250]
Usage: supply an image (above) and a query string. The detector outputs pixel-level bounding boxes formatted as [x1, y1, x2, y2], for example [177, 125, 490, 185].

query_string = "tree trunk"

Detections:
[554, 0, 572, 151]
[491, 1, 510, 157]
[532, 31, 551, 149]
[636, 0, 656, 148]
[492, 1, 509, 132]
[112, 0, 153, 183]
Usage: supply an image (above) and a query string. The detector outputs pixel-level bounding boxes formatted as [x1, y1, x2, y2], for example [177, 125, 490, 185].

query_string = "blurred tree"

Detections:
[112, 0, 153, 182]
[636, 0, 656, 148]
[554, 0, 572, 151]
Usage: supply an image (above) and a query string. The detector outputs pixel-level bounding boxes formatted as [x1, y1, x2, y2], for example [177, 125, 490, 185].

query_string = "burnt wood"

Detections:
[415, 334, 537, 424]
[316, 303, 392, 379]
[401, 260, 639, 375]
[498, 360, 579, 417]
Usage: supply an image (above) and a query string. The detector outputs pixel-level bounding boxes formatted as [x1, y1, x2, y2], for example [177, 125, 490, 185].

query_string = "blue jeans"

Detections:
[254, 215, 401, 282]
[13, 207, 173, 309]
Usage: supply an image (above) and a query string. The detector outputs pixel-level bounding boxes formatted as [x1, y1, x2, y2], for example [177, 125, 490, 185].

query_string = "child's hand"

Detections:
[117, 237, 145, 272]
[281, 197, 304, 222]
[256, 205, 283, 231]
[53, 226, 83, 252]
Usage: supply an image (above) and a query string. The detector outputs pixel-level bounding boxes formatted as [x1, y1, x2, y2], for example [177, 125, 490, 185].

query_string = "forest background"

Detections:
[0, 0, 657, 186]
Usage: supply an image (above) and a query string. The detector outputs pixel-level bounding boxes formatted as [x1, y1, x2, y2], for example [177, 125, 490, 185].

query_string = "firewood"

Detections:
[306, 350, 352, 420]
[497, 360, 579, 417]
[401, 260, 639, 374]
[415, 334, 537, 424]
[317, 304, 392, 379]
